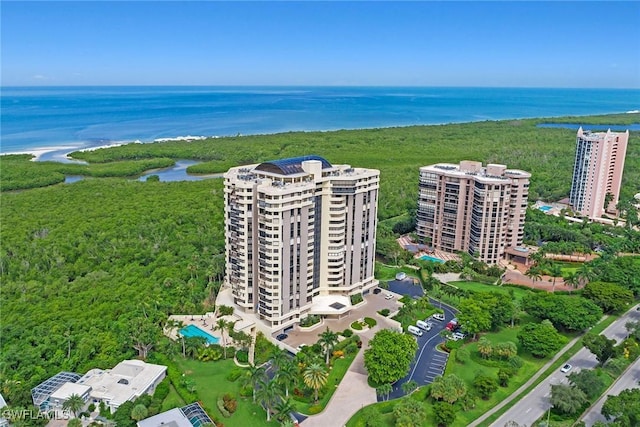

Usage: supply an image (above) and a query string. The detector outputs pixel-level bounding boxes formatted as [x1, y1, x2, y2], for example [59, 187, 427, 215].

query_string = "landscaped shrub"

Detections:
[300, 315, 321, 327]
[308, 404, 323, 415]
[239, 385, 252, 398]
[222, 394, 237, 414]
[351, 321, 363, 330]
[226, 368, 243, 382]
[377, 308, 390, 317]
[364, 317, 377, 327]
[88, 403, 96, 413]
[455, 347, 469, 364]
[153, 380, 170, 401]
[216, 398, 231, 417]
[350, 293, 364, 305]
[343, 343, 358, 355]
[332, 350, 344, 358]
[508, 356, 524, 370]
[342, 329, 354, 338]
[235, 350, 248, 363]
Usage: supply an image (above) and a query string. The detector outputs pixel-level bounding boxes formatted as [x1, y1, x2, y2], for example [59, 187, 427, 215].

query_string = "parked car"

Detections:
[432, 313, 445, 321]
[416, 320, 432, 331]
[276, 334, 288, 341]
[385, 293, 394, 300]
[446, 318, 459, 331]
[452, 332, 465, 340]
[560, 363, 572, 373]
[373, 288, 382, 294]
[407, 325, 423, 337]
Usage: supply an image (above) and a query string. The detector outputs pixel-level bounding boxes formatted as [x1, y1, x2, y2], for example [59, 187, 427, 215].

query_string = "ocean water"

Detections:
[1, 86, 639, 155]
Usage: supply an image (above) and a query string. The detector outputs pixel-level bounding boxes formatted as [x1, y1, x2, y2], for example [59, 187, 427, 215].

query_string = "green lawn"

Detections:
[375, 262, 420, 282]
[174, 358, 279, 427]
[447, 326, 547, 426]
[161, 383, 186, 412]
[446, 281, 534, 302]
[477, 314, 618, 427]
[293, 352, 358, 414]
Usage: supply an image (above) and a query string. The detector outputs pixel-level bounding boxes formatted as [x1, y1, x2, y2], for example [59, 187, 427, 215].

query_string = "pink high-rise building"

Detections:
[417, 161, 530, 264]
[569, 128, 629, 219]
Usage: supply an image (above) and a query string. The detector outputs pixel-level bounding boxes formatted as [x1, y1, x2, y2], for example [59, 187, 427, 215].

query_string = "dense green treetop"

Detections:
[522, 293, 603, 331]
[0, 179, 225, 405]
[517, 320, 567, 358]
[364, 329, 418, 385]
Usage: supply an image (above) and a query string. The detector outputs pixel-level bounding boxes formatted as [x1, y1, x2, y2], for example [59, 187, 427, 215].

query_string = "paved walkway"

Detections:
[301, 316, 402, 427]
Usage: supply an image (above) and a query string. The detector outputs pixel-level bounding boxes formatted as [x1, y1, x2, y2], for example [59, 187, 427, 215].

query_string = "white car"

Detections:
[431, 313, 445, 321]
[452, 332, 465, 340]
[560, 363, 572, 373]
[385, 294, 394, 300]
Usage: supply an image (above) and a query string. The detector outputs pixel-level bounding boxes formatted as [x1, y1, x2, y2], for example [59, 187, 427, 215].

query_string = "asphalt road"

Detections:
[580, 357, 640, 426]
[491, 305, 640, 427]
[386, 279, 458, 400]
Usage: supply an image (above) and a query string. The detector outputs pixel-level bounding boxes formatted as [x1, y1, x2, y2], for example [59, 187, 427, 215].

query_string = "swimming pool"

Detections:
[420, 254, 445, 264]
[179, 324, 220, 345]
[538, 205, 553, 212]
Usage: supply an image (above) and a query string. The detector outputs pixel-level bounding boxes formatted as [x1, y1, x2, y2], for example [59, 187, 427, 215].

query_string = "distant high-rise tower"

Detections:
[569, 127, 629, 219]
[416, 161, 530, 264]
[224, 156, 379, 331]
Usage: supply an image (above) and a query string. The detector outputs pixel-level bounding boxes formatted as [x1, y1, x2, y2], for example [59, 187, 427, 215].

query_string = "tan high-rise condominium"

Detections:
[224, 156, 379, 330]
[417, 161, 530, 264]
[569, 127, 629, 219]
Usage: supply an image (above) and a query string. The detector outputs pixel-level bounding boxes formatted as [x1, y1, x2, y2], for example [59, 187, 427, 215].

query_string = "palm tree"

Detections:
[303, 363, 328, 403]
[274, 397, 295, 423]
[318, 328, 339, 365]
[244, 365, 266, 403]
[525, 266, 542, 286]
[184, 336, 206, 359]
[376, 383, 393, 401]
[275, 360, 297, 397]
[270, 347, 288, 370]
[549, 263, 563, 292]
[401, 380, 418, 395]
[563, 272, 580, 293]
[256, 380, 282, 422]
[215, 319, 228, 358]
[477, 337, 493, 359]
[62, 393, 85, 418]
[577, 263, 595, 287]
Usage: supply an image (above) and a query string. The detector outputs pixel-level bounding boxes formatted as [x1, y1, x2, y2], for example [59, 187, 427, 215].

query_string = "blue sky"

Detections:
[2, 1, 639, 87]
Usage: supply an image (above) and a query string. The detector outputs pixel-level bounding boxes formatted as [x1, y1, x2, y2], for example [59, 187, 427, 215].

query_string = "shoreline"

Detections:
[1, 136, 216, 162]
[2, 112, 638, 162]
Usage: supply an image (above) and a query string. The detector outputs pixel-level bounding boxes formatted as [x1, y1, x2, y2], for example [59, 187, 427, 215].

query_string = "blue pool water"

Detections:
[179, 324, 220, 345]
[539, 205, 553, 212]
[420, 255, 445, 264]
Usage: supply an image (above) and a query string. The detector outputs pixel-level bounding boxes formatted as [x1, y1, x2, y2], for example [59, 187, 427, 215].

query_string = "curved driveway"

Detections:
[387, 280, 458, 400]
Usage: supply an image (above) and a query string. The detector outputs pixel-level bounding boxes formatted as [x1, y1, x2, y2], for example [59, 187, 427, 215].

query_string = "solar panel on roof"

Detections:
[255, 155, 332, 175]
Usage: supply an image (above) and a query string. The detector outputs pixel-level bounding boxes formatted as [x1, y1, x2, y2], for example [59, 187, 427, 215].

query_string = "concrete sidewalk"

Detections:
[300, 331, 376, 427]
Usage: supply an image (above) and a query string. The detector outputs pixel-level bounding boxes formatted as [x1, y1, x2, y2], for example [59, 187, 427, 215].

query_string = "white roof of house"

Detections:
[78, 360, 166, 408]
[137, 408, 191, 427]
[50, 382, 91, 401]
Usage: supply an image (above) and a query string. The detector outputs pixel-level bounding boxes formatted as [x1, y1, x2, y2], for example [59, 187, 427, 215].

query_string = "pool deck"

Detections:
[397, 235, 461, 263]
[165, 312, 239, 346]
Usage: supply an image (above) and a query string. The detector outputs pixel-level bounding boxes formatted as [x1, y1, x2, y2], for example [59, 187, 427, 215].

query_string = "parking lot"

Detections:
[386, 279, 458, 400]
